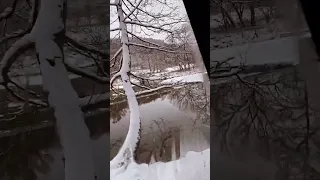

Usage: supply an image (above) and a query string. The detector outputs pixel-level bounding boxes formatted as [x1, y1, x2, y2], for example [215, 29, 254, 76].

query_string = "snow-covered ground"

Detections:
[111, 149, 209, 180]
[210, 6, 310, 52]
[113, 66, 203, 89]
[160, 73, 205, 85]
[211, 36, 303, 67]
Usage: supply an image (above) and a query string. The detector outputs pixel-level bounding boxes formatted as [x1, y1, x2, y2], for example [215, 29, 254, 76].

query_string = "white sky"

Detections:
[110, 0, 189, 40]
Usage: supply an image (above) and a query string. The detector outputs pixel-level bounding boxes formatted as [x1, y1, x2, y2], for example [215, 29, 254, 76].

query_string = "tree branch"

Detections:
[128, 31, 164, 47]
[0, 28, 31, 44]
[111, 28, 121, 32]
[123, 0, 144, 21]
[124, 21, 172, 33]
[130, 81, 151, 90]
[111, 47, 123, 62]
[64, 34, 108, 59]
[64, 63, 109, 84]
[0, 0, 18, 22]
[135, 85, 172, 96]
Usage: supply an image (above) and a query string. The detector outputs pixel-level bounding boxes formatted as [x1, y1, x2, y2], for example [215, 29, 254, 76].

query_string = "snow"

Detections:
[160, 73, 204, 85]
[111, 149, 210, 180]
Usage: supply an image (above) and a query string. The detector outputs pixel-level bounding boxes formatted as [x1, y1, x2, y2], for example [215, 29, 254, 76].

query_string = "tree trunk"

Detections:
[31, 0, 95, 179]
[231, 2, 245, 28]
[111, 0, 141, 169]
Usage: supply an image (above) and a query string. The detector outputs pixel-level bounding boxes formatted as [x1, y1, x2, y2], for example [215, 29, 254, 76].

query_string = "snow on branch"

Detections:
[0, 33, 34, 85]
[111, 0, 142, 169]
[110, 72, 121, 86]
[111, 47, 123, 62]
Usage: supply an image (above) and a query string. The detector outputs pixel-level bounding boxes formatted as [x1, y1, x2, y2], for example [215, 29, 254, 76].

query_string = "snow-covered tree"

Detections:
[0, 0, 109, 179]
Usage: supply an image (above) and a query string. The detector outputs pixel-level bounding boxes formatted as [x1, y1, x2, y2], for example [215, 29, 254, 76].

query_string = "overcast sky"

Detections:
[110, 0, 190, 40]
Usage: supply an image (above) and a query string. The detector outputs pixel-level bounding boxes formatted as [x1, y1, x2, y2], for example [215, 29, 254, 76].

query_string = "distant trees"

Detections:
[210, 0, 276, 30]
[110, 0, 192, 78]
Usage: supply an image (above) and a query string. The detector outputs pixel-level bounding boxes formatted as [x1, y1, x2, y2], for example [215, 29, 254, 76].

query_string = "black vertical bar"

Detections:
[182, 0, 210, 73]
[299, 0, 320, 58]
